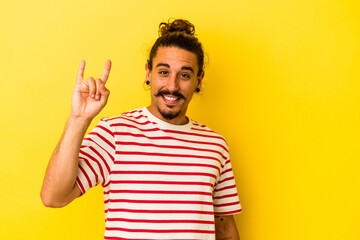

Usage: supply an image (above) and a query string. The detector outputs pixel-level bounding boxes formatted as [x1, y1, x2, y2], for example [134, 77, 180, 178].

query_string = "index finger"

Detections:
[100, 59, 112, 84]
[77, 60, 86, 84]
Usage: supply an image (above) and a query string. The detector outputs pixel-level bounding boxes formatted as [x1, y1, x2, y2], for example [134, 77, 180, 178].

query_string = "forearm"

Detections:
[41, 115, 92, 207]
[215, 215, 240, 240]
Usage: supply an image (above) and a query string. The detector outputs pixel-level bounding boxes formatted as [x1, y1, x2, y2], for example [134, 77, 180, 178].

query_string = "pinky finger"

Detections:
[77, 60, 86, 84]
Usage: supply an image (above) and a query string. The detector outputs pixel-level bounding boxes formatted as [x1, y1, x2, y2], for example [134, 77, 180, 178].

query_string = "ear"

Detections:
[145, 63, 151, 82]
[197, 71, 205, 89]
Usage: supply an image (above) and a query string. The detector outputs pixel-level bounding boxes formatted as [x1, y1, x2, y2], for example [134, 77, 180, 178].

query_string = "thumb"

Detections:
[100, 84, 110, 96]
[99, 84, 110, 107]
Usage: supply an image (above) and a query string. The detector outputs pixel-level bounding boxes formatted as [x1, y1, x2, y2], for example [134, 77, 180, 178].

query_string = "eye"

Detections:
[179, 73, 191, 79]
[159, 70, 168, 75]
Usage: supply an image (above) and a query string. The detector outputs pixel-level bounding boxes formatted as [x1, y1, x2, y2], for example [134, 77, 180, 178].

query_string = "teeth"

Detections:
[163, 95, 178, 101]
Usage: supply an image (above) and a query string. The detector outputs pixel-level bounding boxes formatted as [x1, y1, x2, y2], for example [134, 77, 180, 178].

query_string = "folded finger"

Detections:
[95, 78, 102, 100]
[85, 77, 96, 98]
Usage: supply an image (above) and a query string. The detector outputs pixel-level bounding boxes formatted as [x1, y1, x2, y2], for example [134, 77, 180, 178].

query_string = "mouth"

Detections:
[161, 94, 181, 105]
[155, 91, 185, 106]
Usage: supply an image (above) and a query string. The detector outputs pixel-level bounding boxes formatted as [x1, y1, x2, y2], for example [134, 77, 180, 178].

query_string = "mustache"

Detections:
[155, 90, 185, 99]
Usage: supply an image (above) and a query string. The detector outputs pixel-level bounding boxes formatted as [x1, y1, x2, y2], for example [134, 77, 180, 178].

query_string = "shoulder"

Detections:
[99, 108, 147, 125]
[190, 119, 228, 147]
[191, 120, 225, 137]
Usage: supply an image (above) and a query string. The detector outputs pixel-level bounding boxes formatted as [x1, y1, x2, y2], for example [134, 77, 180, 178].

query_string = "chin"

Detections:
[158, 106, 182, 120]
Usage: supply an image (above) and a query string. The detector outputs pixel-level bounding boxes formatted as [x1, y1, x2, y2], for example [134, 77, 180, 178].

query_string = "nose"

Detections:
[165, 74, 179, 92]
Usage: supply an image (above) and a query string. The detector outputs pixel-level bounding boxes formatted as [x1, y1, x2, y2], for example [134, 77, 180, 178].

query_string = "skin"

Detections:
[40, 60, 111, 207]
[146, 47, 204, 125]
[215, 215, 241, 240]
[41, 47, 240, 238]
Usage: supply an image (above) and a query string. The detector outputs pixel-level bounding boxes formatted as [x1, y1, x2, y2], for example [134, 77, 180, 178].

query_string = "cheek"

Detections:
[151, 83, 161, 93]
[150, 77, 165, 88]
[182, 87, 197, 99]
[185, 81, 198, 92]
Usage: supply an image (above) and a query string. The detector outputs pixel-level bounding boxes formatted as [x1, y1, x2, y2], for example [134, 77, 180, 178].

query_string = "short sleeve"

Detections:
[213, 157, 242, 215]
[76, 119, 115, 194]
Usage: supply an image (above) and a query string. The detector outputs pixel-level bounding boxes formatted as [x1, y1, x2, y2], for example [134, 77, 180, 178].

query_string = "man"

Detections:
[41, 19, 242, 240]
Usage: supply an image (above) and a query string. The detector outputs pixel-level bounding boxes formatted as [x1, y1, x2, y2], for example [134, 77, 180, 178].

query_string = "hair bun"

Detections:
[159, 19, 195, 37]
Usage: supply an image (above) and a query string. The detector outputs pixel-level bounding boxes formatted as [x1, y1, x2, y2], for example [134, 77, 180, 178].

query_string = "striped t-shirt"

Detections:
[76, 107, 242, 240]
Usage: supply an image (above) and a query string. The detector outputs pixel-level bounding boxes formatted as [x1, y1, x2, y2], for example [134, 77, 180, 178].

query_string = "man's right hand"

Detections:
[71, 60, 112, 120]
[40, 59, 112, 208]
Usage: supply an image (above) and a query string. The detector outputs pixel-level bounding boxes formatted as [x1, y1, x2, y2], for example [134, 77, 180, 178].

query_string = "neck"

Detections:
[147, 105, 189, 125]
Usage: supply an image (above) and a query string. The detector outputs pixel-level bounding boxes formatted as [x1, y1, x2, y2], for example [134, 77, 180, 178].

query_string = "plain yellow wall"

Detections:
[0, 0, 359, 239]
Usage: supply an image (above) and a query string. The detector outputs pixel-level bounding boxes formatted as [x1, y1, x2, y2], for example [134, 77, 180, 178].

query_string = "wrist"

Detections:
[67, 114, 93, 129]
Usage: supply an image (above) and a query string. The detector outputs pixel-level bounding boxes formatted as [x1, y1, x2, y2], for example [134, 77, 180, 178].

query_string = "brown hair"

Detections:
[147, 19, 205, 76]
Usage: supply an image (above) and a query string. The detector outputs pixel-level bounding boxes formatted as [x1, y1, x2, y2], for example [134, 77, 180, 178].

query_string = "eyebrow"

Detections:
[156, 63, 194, 73]
[181, 66, 194, 73]
[156, 63, 170, 68]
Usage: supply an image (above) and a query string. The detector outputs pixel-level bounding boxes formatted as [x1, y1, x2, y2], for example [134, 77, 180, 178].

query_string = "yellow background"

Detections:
[0, 0, 359, 239]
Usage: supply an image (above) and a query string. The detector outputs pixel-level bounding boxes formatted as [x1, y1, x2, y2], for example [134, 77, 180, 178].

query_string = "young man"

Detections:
[41, 19, 242, 240]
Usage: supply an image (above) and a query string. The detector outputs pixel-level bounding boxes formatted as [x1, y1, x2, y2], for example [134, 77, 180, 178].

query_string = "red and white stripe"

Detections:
[76, 107, 242, 239]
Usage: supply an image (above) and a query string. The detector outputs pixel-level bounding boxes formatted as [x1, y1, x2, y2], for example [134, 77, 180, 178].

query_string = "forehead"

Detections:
[153, 47, 198, 71]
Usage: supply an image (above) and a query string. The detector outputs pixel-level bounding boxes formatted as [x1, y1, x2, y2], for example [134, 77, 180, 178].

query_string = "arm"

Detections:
[40, 60, 111, 208]
[215, 215, 240, 240]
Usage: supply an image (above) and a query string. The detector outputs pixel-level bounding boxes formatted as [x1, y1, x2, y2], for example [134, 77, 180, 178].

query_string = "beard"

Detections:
[155, 90, 185, 120]
[157, 105, 181, 120]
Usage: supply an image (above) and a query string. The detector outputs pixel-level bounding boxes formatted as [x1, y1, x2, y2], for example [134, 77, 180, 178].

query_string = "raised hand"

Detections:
[71, 60, 112, 120]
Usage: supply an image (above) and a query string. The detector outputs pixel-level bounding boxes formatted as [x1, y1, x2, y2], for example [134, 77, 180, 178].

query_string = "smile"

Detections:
[161, 94, 182, 105]
[163, 95, 179, 101]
